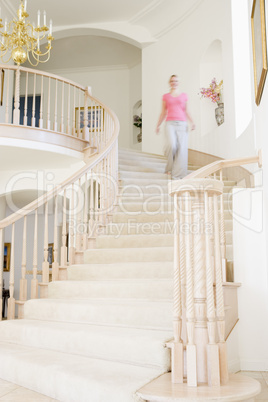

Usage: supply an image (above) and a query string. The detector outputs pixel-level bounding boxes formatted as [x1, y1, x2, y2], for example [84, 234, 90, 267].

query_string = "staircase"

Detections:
[0, 148, 240, 402]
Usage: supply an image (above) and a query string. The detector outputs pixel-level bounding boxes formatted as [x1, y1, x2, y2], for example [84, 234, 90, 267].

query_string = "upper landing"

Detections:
[0, 65, 101, 172]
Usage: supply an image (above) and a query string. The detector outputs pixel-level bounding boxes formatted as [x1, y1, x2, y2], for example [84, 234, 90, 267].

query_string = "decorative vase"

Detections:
[215, 102, 224, 126]
[137, 129, 142, 143]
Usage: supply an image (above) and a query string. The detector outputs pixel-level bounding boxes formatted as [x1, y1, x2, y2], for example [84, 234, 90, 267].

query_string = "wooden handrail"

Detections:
[185, 150, 262, 179]
[0, 64, 85, 91]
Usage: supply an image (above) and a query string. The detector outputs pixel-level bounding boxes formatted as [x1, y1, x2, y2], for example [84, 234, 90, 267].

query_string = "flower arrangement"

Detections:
[200, 78, 223, 105]
[133, 114, 142, 129]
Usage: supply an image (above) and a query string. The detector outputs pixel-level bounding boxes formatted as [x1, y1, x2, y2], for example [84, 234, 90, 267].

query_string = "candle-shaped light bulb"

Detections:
[33, 23, 36, 36]
[49, 19, 52, 35]
[18, 5, 22, 20]
[37, 10, 40, 27]
[24, 0, 27, 12]
[43, 11, 46, 26]
[4, 17, 7, 32]
[0, 7, 2, 20]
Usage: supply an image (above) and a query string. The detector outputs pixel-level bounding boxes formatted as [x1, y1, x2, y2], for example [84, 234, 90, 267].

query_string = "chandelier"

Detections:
[0, 0, 54, 66]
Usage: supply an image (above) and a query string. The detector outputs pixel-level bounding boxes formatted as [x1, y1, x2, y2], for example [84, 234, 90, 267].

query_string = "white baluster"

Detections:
[39, 75, 43, 128]
[31, 73, 36, 127]
[72, 86, 76, 136]
[60, 81, 64, 132]
[83, 173, 88, 250]
[31, 209, 39, 299]
[219, 169, 227, 281]
[69, 184, 76, 265]
[7, 223, 15, 320]
[42, 202, 49, 284]
[13, 67, 21, 125]
[66, 83, 70, 134]
[47, 77, 51, 130]
[5, 69, 10, 123]
[77, 89, 81, 138]
[95, 165, 99, 224]
[205, 191, 220, 386]
[52, 195, 59, 281]
[185, 191, 197, 386]
[88, 96, 92, 145]
[192, 193, 208, 384]
[89, 170, 94, 236]
[61, 189, 67, 267]
[23, 72, 28, 126]
[76, 178, 82, 251]
[83, 90, 89, 141]
[20, 216, 28, 303]
[171, 194, 184, 383]
[54, 79, 58, 131]
[213, 194, 229, 385]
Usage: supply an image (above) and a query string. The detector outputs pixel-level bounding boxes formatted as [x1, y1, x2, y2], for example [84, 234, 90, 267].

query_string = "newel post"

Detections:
[169, 178, 228, 388]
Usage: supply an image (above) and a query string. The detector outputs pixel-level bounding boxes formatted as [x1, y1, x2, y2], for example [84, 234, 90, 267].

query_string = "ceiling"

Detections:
[4, 0, 203, 45]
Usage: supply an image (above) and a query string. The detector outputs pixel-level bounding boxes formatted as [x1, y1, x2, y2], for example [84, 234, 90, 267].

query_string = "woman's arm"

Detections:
[156, 100, 167, 134]
[186, 102, 195, 130]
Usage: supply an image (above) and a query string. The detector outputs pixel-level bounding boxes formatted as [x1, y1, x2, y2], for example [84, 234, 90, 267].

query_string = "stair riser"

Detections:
[120, 171, 168, 180]
[68, 262, 174, 280]
[119, 164, 166, 173]
[104, 219, 233, 235]
[83, 244, 233, 262]
[120, 178, 237, 188]
[119, 187, 235, 195]
[119, 159, 166, 169]
[84, 247, 173, 264]
[95, 233, 233, 249]
[24, 299, 173, 329]
[112, 210, 233, 223]
[48, 280, 174, 300]
[115, 200, 233, 213]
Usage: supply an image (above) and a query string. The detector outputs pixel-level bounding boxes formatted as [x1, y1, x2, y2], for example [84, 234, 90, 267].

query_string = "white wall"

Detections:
[129, 63, 142, 150]
[233, 188, 268, 370]
[142, 0, 256, 160]
[50, 67, 131, 149]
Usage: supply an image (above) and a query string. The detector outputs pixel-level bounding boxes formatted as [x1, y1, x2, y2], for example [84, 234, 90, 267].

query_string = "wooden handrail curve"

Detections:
[185, 150, 262, 179]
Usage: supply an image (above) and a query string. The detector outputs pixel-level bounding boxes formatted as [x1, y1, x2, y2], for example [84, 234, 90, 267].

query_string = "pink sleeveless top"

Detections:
[163, 92, 188, 121]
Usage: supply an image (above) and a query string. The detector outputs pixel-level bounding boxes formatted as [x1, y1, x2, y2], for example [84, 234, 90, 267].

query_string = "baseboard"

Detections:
[228, 358, 241, 373]
[239, 359, 268, 371]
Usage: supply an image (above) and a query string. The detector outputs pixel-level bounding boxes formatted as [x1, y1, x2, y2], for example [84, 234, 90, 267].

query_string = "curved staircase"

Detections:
[0, 148, 243, 401]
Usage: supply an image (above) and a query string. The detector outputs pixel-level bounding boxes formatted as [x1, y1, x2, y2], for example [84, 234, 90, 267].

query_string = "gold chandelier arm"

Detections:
[1, 53, 13, 64]
[0, 2, 53, 66]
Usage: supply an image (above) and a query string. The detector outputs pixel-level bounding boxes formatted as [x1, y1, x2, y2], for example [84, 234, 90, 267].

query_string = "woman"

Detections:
[156, 74, 195, 179]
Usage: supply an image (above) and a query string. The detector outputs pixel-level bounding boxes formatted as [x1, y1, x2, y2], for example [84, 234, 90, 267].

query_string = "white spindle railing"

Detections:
[0, 82, 119, 320]
[0, 65, 105, 152]
[168, 152, 262, 388]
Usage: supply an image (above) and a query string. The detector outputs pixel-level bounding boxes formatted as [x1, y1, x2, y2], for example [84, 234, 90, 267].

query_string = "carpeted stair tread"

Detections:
[24, 298, 173, 329]
[47, 278, 174, 300]
[0, 320, 172, 370]
[0, 341, 163, 402]
[68, 261, 174, 280]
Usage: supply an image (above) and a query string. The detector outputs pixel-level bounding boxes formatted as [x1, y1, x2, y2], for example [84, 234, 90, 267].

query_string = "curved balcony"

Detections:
[0, 64, 104, 154]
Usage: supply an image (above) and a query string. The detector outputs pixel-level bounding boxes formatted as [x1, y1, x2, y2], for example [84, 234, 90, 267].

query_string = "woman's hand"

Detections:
[191, 123, 196, 131]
